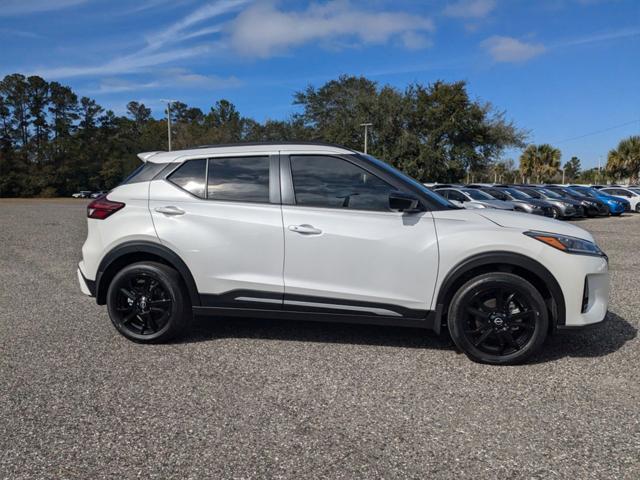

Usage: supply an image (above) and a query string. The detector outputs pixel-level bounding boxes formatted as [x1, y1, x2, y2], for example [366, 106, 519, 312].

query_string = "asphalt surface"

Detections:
[1, 199, 638, 479]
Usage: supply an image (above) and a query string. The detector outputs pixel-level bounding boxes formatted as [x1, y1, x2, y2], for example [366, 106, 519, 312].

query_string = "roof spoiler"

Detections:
[137, 151, 164, 162]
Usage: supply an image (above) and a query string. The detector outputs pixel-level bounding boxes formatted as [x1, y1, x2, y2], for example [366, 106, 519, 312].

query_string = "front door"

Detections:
[280, 154, 439, 319]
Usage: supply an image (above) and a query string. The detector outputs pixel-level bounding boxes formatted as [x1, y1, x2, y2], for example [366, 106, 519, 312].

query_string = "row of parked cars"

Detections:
[72, 190, 108, 199]
[427, 184, 640, 219]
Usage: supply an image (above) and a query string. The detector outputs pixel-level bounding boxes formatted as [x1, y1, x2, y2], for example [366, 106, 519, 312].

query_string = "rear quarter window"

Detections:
[120, 162, 168, 185]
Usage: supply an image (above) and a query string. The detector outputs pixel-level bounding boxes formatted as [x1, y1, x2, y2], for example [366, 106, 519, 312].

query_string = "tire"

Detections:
[551, 207, 560, 219]
[636, 204, 640, 213]
[106, 261, 191, 343]
[447, 272, 548, 365]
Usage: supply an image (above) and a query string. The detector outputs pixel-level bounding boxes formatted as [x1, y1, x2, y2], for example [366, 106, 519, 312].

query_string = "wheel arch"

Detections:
[436, 251, 566, 330]
[95, 241, 200, 306]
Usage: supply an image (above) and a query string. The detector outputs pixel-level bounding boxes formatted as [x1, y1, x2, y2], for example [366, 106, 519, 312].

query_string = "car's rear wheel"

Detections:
[106, 262, 191, 343]
[448, 272, 548, 365]
[635, 204, 640, 213]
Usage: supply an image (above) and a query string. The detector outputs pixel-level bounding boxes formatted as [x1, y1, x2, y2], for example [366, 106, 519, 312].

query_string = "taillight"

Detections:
[87, 197, 125, 219]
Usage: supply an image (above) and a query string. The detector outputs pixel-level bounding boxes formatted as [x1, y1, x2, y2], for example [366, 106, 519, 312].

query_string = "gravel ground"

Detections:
[1, 199, 638, 479]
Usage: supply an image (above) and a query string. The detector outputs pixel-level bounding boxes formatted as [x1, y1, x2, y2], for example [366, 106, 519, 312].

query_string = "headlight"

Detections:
[561, 202, 573, 208]
[524, 231, 606, 257]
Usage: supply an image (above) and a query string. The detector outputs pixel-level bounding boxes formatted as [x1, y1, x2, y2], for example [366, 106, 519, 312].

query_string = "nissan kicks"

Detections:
[78, 143, 609, 364]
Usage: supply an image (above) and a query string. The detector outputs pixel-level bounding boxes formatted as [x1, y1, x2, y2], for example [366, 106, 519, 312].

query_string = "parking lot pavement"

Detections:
[1, 199, 638, 479]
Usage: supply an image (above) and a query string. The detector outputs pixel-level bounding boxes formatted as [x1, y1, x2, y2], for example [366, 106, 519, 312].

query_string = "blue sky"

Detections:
[1, 0, 639, 168]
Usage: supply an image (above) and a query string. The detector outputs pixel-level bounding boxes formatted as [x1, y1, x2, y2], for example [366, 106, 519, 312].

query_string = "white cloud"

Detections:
[443, 0, 496, 19]
[481, 36, 545, 62]
[145, 0, 250, 51]
[0, 0, 87, 16]
[89, 70, 242, 94]
[557, 27, 640, 47]
[227, 1, 434, 58]
[31, 45, 216, 79]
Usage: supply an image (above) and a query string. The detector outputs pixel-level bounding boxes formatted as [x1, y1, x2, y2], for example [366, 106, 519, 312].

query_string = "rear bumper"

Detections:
[77, 263, 96, 297]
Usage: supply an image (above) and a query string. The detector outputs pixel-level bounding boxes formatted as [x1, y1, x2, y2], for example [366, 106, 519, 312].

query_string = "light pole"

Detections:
[161, 99, 177, 151]
[360, 122, 372, 154]
[562, 168, 565, 184]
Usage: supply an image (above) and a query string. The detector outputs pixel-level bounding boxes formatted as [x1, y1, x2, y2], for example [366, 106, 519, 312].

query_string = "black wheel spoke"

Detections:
[466, 307, 489, 320]
[512, 321, 534, 331]
[496, 288, 506, 311]
[146, 313, 158, 332]
[121, 311, 136, 325]
[120, 288, 136, 301]
[149, 299, 172, 307]
[497, 333, 506, 354]
[473, 328, 493, 347]
[503, 331, 520, 351]
[138, 314, 146, 334]
[509, 310, 533, 321]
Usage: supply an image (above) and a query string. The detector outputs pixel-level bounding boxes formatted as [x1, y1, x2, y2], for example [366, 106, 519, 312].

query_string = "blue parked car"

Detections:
[569, 186, 630, 216]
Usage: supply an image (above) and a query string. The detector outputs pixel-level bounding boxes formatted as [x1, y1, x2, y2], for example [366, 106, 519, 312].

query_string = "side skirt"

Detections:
[192, 305, 438, 330]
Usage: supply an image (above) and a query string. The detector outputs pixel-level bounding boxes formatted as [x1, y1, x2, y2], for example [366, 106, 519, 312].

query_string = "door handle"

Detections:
[288, 224, 322, 235]
[155, 206, 185, 215]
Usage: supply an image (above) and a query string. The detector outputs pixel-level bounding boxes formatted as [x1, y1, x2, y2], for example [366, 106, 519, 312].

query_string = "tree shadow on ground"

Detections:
[180, 311, 635, 363]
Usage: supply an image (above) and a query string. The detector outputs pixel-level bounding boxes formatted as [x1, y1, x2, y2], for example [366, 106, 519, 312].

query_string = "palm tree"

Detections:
[519, 144, 561, 183]
[606, 136, 640, 183]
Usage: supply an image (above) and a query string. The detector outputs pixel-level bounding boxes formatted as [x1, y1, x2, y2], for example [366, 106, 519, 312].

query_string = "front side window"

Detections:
[290, 155, 394, 211]
[207, 156, 270, 203]
[168, 159, 206, 198]
[447, 190, 467, 202]
[463, 189, 493, 201]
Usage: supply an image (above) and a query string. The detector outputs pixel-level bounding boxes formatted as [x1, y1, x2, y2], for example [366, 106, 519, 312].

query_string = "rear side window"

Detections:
[290, 155, 394, 211]
[121, 161, 167, 185]
[207, 156, 270, 202]
[168, 159, 206, 198]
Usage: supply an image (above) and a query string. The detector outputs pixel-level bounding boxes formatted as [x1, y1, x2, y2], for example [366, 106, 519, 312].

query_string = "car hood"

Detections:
[480, 199, 516, 210]
[476, 209, 594, 242]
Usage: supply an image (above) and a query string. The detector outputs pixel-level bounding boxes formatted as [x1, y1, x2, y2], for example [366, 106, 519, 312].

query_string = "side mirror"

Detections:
[389, 191, 421, 213]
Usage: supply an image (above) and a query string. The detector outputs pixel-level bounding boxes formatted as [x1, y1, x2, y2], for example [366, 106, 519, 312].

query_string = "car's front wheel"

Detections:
[448, 272, 548, 365]
[106, 262, 191, 343]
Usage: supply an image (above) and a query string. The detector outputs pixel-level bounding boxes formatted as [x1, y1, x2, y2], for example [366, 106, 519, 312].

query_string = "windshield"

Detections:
[361, 154, 456, 209]
[539, 188, 563, 199]
[573, 186, 598, 198]
[504, 188, 532, 200]
[519, 188, 542, 199]
[462, 188, 494, 200]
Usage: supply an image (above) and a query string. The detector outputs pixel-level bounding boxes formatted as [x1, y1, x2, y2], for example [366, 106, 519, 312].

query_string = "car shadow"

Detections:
[182, 315, 452, 350]
[178, 311, 635, 363]
[529, 311, 636, 364]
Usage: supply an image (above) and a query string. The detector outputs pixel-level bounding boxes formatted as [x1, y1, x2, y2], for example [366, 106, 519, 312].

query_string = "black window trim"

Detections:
[281, 153, 428, 213]
[165, 154, 278, 205]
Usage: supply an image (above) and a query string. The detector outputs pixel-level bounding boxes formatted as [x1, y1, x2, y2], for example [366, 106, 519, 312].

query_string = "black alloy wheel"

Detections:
[448, 272, 548, 365]
[107, 262, 190, 343]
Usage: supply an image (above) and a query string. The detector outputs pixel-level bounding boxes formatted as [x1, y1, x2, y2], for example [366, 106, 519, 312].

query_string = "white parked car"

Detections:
[78, 143, 609, 364]
[600, 187, 640, 213]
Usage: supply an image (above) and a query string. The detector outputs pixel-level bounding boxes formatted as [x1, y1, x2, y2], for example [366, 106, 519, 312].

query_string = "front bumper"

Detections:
[550, 254, 609, 328]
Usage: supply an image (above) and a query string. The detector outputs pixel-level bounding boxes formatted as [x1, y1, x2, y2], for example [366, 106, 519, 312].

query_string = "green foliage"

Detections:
[606, 135, 640, 183]
[563, 156, 581, 181]
[0, 73, 527, 196]
[519, 144, 561, 183]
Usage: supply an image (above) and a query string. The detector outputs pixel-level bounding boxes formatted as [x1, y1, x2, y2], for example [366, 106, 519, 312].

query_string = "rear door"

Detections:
[149, 154, 285, 308]
[280, 154, 439, 319]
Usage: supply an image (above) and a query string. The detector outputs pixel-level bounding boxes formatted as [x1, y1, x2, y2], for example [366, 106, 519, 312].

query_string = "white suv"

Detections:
[78, 143, 609, 364]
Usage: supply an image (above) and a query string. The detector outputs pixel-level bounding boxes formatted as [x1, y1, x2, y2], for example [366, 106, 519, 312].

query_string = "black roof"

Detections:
[189, 141, 358, 152]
